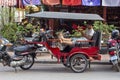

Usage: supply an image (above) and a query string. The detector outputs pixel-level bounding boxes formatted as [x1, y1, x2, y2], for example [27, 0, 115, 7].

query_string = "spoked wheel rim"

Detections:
[70, 54, 88, 73]
[20, 55, 34, 70]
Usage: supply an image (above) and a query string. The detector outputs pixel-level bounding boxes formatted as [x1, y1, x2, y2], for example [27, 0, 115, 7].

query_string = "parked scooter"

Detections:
[108, 30, 120, 72]
[0, 38, 36, 71]
[26, 30, 53, 53]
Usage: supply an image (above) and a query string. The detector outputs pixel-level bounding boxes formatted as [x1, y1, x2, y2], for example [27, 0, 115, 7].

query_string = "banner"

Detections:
[82, 0, 101, 6]
[0, 0, 16, 6]
[22, 0, 41, 6]
[62, 0, 82, 6]
[15, 9, 25, 22]
[102, 0, 120, 6]
[42, 0, 60, 5]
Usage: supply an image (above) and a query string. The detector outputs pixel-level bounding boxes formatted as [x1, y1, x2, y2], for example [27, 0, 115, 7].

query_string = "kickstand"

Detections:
[51, 55, 53, 59]
[14, 68, 17, 73]
[88, 60, 91, 69]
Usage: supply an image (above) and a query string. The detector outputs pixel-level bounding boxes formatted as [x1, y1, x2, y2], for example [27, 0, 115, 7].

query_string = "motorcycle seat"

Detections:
[109, 47, 117, 51]
[14, 45, 34, 52]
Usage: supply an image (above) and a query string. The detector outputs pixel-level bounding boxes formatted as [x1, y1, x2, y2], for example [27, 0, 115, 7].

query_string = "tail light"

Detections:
[112, 43, 116, 46]
[109, 51, 116, 55]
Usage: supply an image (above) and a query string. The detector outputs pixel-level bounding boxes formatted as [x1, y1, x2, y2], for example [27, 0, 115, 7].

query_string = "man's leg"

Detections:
[61, 40, 73, 45]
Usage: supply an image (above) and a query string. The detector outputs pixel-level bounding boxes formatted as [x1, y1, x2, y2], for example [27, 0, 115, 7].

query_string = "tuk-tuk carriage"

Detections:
[26, 11, 119, 73]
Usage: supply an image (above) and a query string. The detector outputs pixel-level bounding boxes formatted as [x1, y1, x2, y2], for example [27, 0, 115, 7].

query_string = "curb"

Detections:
[0, 60, 111, 65]
[35, 60, 111, 65]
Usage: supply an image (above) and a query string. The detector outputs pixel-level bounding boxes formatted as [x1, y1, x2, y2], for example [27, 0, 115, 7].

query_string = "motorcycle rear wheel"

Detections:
[20, 55, 34, 70]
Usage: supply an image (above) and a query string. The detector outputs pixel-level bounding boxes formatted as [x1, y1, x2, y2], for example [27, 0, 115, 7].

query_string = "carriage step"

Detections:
[92, 55, 101, 60]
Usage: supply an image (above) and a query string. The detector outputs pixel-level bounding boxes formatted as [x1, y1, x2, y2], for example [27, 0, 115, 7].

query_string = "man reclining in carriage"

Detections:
[58, 21, 95, 47]
[55, 21, 99, 54]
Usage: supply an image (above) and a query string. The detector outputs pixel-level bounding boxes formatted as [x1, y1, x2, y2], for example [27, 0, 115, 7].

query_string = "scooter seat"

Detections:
[14, 45, 34, 52]
[109, 47, 117, 51]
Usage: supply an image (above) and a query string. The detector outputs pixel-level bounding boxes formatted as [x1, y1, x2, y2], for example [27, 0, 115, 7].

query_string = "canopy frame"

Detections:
[26, 11, 104, 21]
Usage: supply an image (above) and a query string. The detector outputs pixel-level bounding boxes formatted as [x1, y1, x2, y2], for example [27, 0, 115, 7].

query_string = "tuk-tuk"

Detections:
[26, 11, 119, 73]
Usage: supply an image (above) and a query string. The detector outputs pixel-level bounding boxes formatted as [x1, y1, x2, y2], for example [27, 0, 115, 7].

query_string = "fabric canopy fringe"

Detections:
[102, 0, 120, 6]
[62, 0, 82, 6]
[42, 0, 60, 5]
[82, 0, 101, 6]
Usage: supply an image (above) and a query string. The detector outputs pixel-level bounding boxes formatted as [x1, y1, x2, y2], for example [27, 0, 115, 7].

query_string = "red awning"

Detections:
[62, 0, 82, 6]
[42, 0, 60, 5]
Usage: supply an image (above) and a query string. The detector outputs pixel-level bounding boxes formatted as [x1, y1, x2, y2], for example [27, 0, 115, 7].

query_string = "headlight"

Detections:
[37, 44, 43, 47]
[0, 39, 4, 44]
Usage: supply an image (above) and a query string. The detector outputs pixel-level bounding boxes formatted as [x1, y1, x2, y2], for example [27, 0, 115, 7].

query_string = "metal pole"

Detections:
[103, 6, 107, 22]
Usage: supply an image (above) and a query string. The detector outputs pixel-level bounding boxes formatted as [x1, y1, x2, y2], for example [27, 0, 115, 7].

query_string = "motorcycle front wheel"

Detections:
[20, 55, 34, 70]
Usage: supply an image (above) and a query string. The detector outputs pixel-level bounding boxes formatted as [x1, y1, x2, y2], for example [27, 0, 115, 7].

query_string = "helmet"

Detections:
[111, 30, 119, 39]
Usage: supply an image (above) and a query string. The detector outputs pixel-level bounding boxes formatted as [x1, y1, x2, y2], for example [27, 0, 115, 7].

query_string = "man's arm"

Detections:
[84, 34, 92, 40]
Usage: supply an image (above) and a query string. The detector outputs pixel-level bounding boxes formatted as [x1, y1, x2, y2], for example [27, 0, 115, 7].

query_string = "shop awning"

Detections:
[26, 11, 104, 20]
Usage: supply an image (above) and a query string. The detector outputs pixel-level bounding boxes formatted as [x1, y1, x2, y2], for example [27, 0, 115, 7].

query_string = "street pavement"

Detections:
[0, 52, 120, 80]
[0, 61, 120, 80]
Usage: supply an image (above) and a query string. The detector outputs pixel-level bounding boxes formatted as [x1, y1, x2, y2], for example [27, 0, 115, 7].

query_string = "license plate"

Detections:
[110, 55, 118, 61]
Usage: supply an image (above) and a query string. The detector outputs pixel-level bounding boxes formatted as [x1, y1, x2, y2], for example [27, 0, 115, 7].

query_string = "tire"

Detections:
[20, 55, 34, 70]
[114, 63, 120, 72]
[70, 54, 88, 73]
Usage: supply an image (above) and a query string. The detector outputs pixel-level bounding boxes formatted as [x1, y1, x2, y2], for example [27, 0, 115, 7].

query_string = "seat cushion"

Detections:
[14, 45, 34, 52]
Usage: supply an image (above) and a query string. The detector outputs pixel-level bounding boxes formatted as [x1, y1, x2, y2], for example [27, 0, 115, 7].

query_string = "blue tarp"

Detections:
[82, 0, 101, 6]
[22, 0, 41, 6]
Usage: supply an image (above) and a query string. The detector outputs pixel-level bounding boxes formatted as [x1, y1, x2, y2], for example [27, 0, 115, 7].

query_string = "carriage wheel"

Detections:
[70, 54, 88, 73]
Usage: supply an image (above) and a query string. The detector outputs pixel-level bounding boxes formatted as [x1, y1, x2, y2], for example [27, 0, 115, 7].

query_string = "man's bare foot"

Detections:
[59, 39, 63, 43]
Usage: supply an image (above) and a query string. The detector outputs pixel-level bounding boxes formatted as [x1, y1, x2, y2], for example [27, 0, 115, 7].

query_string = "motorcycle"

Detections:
[108, 30, 120, 72]
[0, 38, 37, 71]
[24, 30, 52, 53]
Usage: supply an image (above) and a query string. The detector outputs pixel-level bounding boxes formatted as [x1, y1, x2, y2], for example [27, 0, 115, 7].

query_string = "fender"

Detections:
[64, 51, 89, 67]
[69, 51, 89, 59]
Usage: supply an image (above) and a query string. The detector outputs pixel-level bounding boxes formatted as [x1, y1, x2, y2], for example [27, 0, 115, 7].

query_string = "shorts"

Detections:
[71, 37, 88, 46]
